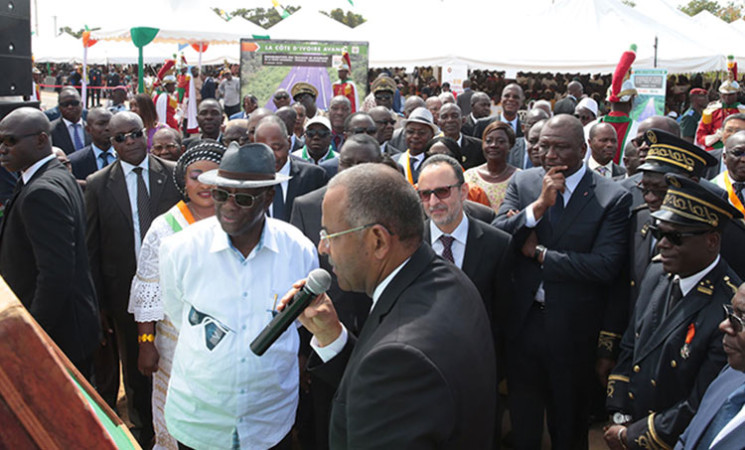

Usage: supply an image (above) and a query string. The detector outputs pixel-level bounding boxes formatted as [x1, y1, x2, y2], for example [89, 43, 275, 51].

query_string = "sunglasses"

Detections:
[60, 100, 81, 108]
[306, 129, 331, 139]
[647, 224, 710, 246]
[631, 135, 647, 147]
[350, 127, 377, 135]
[375, 93, 393, 100]
[417, 184, 461, 201]
[375, 119, 396, 126]
[274, 94, 289, 100]
[210, 188, 265, 207]
[0, 131, 42, 146]
[723, 304, 745, 333]
[112, 129, 145, 143]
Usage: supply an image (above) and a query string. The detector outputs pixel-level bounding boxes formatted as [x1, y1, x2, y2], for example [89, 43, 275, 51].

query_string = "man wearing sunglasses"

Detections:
[291, 82, 321, 120]
[713, 130, 745, 216]
[0, 107, 100, 381]
[160, 142, 318, 450]
[293, 116, 338, 166]
[605, 173, 743, 450]
[50, 87, 91, 155]
[368, 106, 401, 157]
[675, 282, 745, 449]
[272, 89, 291, 110]
[85, 111, 181, 445]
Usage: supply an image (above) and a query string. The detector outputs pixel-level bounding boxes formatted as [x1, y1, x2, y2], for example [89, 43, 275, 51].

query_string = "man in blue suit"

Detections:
[675, 282, 745, 450]
[69, 107, 116, 182]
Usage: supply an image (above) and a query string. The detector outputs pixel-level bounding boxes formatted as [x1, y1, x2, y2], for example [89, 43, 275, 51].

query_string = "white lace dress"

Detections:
[129, 201, 195, 450]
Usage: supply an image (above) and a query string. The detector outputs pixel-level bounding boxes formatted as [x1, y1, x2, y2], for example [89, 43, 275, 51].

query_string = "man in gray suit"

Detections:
[494, 114, 632, 449]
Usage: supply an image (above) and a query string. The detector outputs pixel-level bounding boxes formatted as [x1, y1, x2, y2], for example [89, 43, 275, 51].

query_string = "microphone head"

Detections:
[305, 268, 332, 295]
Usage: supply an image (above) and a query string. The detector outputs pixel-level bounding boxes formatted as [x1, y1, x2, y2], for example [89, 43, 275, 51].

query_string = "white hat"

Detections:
[304, 115, 331, 131]
[576, 97, 598, 118]
[402, 107, 439, 135]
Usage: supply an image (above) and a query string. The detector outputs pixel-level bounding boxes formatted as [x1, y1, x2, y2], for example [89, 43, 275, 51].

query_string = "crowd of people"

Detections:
[3, 49, 745, 450]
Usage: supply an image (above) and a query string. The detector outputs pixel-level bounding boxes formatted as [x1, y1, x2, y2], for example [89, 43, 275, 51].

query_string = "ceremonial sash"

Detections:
[301, 146, 336, 163]
[723, 171, 745, 215]
[164, 201, 196, 233]
[600, 112, 632, 164]
[402, 151, 416, 185]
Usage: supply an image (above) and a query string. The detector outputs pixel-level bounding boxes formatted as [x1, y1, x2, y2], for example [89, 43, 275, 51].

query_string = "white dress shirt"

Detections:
[62, 117, 85, 149]
[120, 158, 150, 258]
[587, 155, 614, 178]
[312, 257, 410, 362]
[21, 154, 56, 184]
[268, 158, 291, 217]
[160, 217, 318, 449]
[430, 213, 469, 269]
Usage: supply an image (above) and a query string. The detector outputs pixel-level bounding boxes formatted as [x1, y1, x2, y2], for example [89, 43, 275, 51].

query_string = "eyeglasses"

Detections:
[59, 100, 81, 108]
[111, 129, 145, 143]
[274, 93, 289, 100]
[417, 183, 461, 201]
[635, 182, 667, 199]
[0, 132, 42, 146]
[647, 224, 710, 246]
[631, 135, 647, 147]
[306, 129, 331, 139]
[375, 119, 396, 126]
[350, 127, 377, 135]
[210, 188, 266, 208]
[723, 304, 745, 333]
[319, 223, 377, 247]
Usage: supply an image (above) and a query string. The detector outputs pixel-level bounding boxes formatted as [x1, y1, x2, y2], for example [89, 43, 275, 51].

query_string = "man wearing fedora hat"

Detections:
[605, 173, 743, 450]
[394, 106, 438, 184]
[160, 142, 318, 450]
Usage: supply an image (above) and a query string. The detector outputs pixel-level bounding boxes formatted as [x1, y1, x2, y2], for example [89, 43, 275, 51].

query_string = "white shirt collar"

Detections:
[62, 117, 84, 128]
[278, 157, 291, 176]
[429, 211, 468, 246]
[564, 164, 587, 197]
[678, 255, 721, 296]
[499, 112, 518, 131]
[587, 155, 613, 177]
[22, 154, 56, 184]
[371, 257, 410, 310]
[91, 142, 114, 157]
[120, 156, 149, 175]
[209, 217, 279, 259]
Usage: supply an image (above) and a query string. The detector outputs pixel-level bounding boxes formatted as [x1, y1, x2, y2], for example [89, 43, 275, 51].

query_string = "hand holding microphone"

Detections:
[251, 268, 340, 356]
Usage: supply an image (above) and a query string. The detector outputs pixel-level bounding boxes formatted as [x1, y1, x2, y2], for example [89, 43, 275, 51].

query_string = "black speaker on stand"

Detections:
[0, 0, 31, 97]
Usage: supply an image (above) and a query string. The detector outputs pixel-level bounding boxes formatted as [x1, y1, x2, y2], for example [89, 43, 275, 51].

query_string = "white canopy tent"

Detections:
[264, 8, 356, 41]
[691, 11, 745, 67]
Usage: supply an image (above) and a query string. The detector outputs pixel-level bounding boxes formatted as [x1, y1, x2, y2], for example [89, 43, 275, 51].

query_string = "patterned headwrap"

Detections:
[174, 140, 226, 197]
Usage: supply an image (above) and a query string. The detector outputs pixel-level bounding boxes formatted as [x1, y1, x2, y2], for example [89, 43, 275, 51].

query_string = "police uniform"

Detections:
[607, 173, 743, 450]
[291, 82, 326, 119]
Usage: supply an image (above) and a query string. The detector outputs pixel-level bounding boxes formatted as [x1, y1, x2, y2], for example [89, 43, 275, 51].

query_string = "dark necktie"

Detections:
[733, 181, 745, 205]
[133, 167, 152, 240]
[98, 151, 112, 169]
[666, 277, 683, 316]
[272, 184, 285, 221]
[439, 235, 455, 263]
[549, 193, 565, 228]
[595, 166, 609, 177]
[72, 123, 84, 151]
[332, 132, 343, 151]
[695, 383, 745, 450]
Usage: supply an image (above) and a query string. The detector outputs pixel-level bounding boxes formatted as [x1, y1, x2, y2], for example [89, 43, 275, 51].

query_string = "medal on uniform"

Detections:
[680, 323, 695, 359]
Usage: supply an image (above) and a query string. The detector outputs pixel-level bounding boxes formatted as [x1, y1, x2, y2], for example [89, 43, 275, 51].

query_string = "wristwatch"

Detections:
[534, 245, 547, 261]
[612, 412, 632, 425]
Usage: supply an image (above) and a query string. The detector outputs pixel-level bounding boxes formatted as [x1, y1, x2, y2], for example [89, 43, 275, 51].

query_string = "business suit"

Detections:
[274, 158, 328, 221]
[464, 199, 497, 224]
[290, 185, 373, 449]
[309, 244, 497, 449]
[389, 127, 406, 153]
[675, 366, 745, 450]
[50, 117, 91, 155]
[607, 259, 739, 449]
[85, 155, 181, 442]
[462, 114, 478, 138]
[456, 134, 486, 170]
[457, 88, 474, 117]
[506, 137, 529, 169]
[394, 151, 426, 183]
[473, 115, 524, 143]
[381, 141, 403, 158]
[611, 162, 627, 179]
[494, 166, 632, 448]
[0, 157, 99, 374]
[68, 145, 99, 180]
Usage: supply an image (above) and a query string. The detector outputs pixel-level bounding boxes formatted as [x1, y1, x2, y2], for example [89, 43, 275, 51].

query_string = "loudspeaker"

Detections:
[0, 0, 31, 97]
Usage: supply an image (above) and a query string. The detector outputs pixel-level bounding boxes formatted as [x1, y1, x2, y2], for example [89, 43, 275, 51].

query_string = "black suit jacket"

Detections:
[608, 259, 739, 449]
[0, 158, 99, 363]
[456, 134, 486, 170]
[506, 137, 528, 169]
[676, 366, 745, 450]
[277, 159, 328, 222]
[456, 89, 474, 117]
[69, 145, 101, 180]
[472, 115, 524, 142]
[309, 244, 497, 449]
[611, 162, 627, 179]
[423, 215, 512, 335]
[461, 114, 478, 138]
[382, 141, 403, 157]
[464, 199, 497, 223]
[389, 127, 406, 152]
[85, 156, 181, 314]
[493, 167, 632, 342]
[50, 118, 91, 155]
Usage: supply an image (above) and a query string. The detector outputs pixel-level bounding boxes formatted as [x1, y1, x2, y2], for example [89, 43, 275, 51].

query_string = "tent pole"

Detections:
[654, 36, 658, 68]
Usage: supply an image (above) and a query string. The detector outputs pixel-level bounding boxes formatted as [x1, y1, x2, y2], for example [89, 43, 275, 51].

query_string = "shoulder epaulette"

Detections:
[723, 275, 739, 295]
[632, 203, 649, 214]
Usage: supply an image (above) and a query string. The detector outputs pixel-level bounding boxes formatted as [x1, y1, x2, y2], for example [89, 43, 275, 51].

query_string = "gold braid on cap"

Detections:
[661, 188, 734, 227]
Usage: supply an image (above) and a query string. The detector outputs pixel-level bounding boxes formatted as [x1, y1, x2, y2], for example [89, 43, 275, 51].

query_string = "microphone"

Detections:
[250, 268, 332, 356]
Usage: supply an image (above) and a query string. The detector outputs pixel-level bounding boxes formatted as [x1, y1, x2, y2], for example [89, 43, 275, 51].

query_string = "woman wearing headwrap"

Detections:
[128, 141, 225, 450]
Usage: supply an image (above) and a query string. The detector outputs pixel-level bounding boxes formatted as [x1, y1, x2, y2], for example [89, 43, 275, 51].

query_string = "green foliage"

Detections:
[678, 0, 743, 22]
[320, 9, 366, 28]
[59, 27, 86, 38]
[621, 0, 636, 7]
[212, 5, 300, 29]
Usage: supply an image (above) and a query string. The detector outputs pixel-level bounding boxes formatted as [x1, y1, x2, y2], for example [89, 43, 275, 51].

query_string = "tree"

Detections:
[59, 27, 100, 38]
[621, 0, 636, 7]
[212, 6, 300, 29]
[320, 9, 366, 28]
[678, 0, 743, 22]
